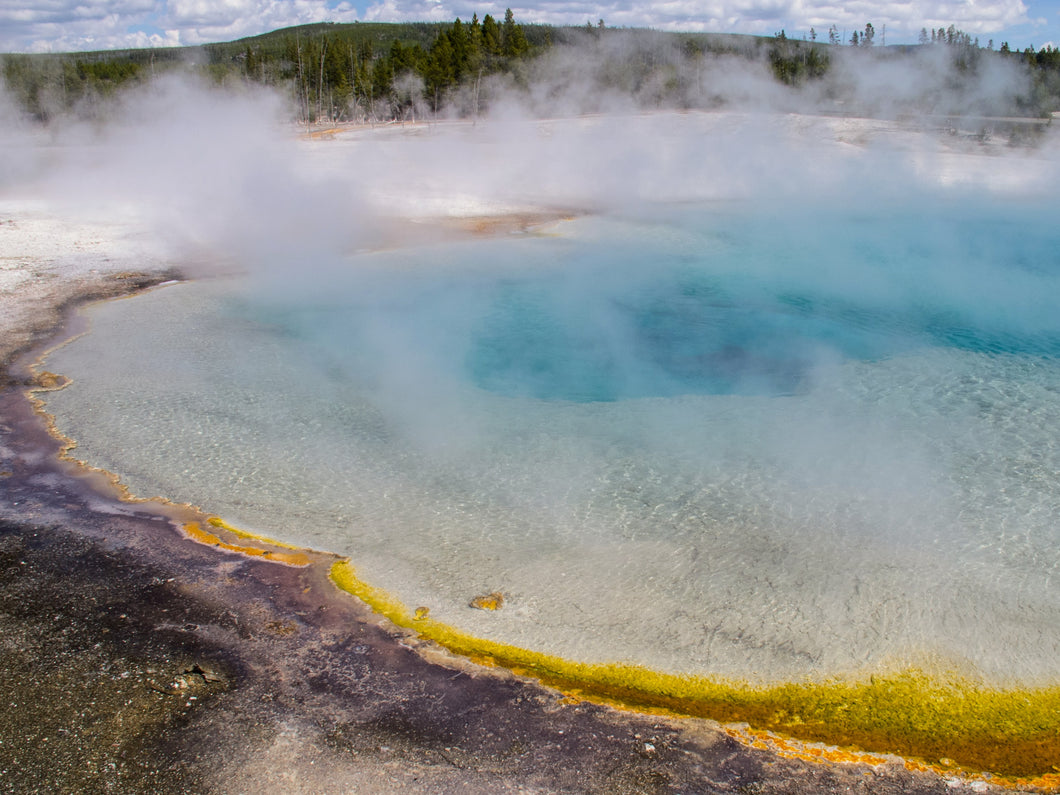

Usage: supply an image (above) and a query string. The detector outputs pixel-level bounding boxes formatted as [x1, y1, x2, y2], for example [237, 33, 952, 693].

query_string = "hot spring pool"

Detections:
[41, 198, 1060, 692]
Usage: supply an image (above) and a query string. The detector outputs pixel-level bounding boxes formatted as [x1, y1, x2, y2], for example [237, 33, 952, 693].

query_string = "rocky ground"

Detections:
[0, 390, 999, 795]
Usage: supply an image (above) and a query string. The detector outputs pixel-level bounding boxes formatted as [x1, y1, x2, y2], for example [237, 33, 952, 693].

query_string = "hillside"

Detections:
[3, 16, 1058, 126]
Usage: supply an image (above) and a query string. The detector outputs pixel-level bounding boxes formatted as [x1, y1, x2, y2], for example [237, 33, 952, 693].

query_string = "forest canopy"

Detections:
[3, 13, 1059, 125]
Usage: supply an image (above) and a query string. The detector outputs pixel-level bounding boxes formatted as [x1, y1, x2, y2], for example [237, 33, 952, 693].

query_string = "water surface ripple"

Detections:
[42, 199, 1060, 687]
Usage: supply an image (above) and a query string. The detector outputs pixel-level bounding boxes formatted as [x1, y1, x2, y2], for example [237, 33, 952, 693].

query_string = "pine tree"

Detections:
[482, 14, 501, 56]
[449, 19, 470, 81]
[425, 32, 454, 111]
[502, 8, 529, 57]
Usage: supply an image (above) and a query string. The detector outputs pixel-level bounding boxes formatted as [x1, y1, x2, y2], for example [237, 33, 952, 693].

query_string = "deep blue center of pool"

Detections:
[244, 199, 1060, 403]
[466, 274, 1060, 401]
[468, 276, 868, 400]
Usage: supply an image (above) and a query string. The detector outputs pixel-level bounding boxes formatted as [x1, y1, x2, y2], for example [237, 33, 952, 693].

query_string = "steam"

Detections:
[1, 37, 1055, 272]
[1, 46, 1057, 400]
[4, 57, 1057, 403]
[0, 79, 47, 188]
[464, 31, 1035, 120]
[11, 44, 1060, 683]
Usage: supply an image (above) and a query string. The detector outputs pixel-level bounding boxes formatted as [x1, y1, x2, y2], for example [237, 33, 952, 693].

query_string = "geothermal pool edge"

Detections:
[0, 262, 1034, 795]
[2, 281, 1052, 792]
[327, 557, 1060, 784]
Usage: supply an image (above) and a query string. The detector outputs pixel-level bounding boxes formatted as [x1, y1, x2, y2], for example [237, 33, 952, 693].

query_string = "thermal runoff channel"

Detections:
[34, 112, 1060, 778]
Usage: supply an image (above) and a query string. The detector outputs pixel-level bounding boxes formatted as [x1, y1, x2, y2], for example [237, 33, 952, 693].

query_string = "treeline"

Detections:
[0, 15, 540, 123]
[768, 31, 829, 85]
[3, 18, 1060, 124]
[1017, 45, 1060, 115]
[217, 11, 539, 122]
[2, 47, 185, 121]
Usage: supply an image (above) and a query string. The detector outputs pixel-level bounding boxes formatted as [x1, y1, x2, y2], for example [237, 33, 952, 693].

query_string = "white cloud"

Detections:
[491, 0, 1031, 39]
[0, 0, 157, 25]
[167, 0, 264, 28]
[165, 0, 357, 44]
[363, 0, 454, 23]
[0, 0, 360, 51]
[364, 0, 455, 21]
[0, 0, 1043, 52]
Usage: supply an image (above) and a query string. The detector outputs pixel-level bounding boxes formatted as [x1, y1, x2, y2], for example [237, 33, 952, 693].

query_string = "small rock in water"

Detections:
[414, 606, 430, 620]
[33, 371, 69, 390]
[469, 592, 504, 611]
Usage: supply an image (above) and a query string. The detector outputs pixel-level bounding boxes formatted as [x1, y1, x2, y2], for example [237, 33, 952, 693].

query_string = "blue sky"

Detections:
[0, 0, 1057, 53]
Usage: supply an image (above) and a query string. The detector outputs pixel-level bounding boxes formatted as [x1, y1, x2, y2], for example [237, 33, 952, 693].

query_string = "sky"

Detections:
[0, 0, 1056, 54]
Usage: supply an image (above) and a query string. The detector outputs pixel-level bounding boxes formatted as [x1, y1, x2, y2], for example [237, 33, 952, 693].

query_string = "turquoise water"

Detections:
[453, 201, 1060, 399]
[41, 197, 1060, 684]
[243, 199, 1060, 404]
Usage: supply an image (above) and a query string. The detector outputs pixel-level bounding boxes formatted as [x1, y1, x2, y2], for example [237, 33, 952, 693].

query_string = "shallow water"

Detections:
[42, 197, 1060, 685]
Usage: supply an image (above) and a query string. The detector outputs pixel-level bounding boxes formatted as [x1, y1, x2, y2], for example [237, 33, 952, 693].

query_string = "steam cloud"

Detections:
[9, 41, 1060, 684]
[2, 43, 1058, 413]
[1, 38, 1055, 273]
